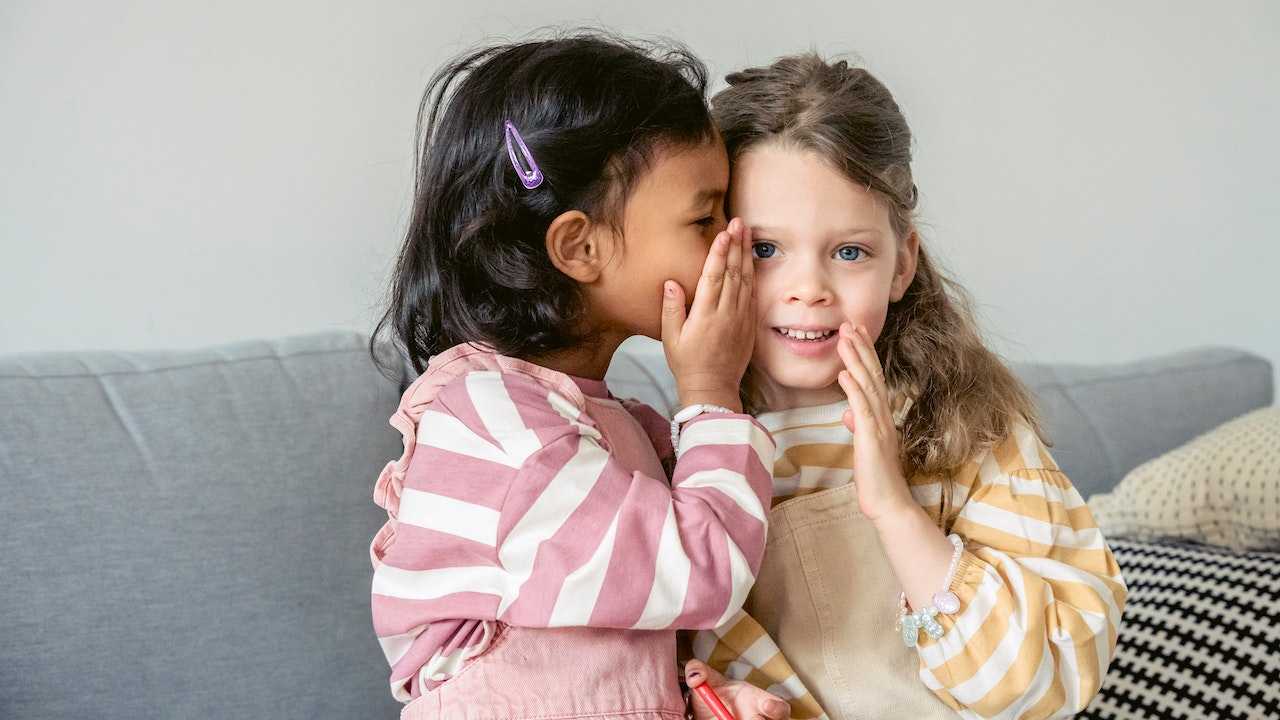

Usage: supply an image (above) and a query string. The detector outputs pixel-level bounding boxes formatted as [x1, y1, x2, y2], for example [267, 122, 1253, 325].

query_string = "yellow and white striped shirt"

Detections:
[693, 401, 1127, 720]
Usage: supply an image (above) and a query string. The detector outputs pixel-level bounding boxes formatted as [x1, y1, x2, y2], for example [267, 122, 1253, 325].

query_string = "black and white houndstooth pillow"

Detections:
[1080, 538, 1280, 720]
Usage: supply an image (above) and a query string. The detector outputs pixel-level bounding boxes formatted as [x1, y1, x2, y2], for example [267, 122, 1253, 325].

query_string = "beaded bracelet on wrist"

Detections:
[896, 533, 965, 648]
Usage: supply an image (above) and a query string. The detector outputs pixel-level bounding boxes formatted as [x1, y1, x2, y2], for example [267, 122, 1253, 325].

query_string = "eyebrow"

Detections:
[689, 187, 725, 210]
[833, 228, 882, 242]
[752, 225, 882, 242]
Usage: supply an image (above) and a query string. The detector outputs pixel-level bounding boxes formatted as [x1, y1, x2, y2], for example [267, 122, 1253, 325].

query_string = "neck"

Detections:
[528, 329, 629, 381]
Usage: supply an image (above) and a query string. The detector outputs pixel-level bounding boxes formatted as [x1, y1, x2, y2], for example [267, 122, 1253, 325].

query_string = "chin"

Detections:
[759, 358, 840, 391]
[778, 373, 840, 391]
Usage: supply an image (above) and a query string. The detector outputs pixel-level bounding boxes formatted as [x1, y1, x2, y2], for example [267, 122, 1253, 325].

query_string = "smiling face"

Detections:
[730, 142, 917, 410]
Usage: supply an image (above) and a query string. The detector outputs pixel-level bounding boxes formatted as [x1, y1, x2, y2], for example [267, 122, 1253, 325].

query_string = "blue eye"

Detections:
[752, 242, 777, 259]
[836, 245, 864, 262]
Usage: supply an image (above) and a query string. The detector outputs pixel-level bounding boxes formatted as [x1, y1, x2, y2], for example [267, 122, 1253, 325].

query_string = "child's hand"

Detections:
[835, 322, 916, 522]
[685, 659, 790, 720]
[661, 218, 756, 413]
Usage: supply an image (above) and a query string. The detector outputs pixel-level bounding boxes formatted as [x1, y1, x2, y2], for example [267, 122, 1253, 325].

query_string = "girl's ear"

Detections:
[889, 229, 920, 302]
[545, 210, 613, 283]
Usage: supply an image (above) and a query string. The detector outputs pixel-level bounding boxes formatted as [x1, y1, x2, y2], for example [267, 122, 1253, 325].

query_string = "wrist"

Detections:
[866, 493, 925, 528]
[675, 375, 743, 415]
[670, 402, 741, 458]
[677, 395, 743, 414]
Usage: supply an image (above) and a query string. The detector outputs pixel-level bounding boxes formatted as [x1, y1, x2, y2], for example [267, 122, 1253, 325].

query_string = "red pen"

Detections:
[692, 682, 737, 720]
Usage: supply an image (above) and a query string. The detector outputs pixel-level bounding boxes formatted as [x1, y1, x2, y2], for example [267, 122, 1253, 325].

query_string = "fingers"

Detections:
[842, 323, 885, 384]
[756, 696, 792, 720]
[719, 218, 743, 310]
[684, 659, 714, 689]
[737, 223, 755, 307]
[838, 324, 892, 427]
[685, 659, 790, 720]
[836, 331, 882, 412]
[749, 690, 791, 720]
[691, 230, 731, 319]
[660, 280, 687, 353]
[837, 367, 877, 433]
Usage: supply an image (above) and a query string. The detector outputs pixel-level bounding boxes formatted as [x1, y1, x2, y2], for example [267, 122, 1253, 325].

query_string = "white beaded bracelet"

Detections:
[896, 533, 965, 648]
[669, 403, 736, 457]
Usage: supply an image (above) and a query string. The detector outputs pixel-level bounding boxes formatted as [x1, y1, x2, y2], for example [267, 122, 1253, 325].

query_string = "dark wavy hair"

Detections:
[371, 31, 714, 376]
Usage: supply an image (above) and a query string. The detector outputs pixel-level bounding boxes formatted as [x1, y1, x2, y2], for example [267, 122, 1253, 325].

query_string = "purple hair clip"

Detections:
[504, 120, 544, 190]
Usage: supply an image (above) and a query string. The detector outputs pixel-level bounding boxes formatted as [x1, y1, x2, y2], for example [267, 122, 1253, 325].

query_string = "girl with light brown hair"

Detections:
[683, 54, 1126, 720]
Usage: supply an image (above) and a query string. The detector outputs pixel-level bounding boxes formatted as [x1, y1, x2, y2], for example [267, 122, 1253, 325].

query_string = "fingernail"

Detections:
[765, 699, 789, 715]
[664, 282, 675, 296]
[687, 671, 703, 683]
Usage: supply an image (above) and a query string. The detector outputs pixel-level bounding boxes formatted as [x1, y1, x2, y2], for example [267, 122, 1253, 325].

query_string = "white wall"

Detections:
[3, 1, 1277, 387]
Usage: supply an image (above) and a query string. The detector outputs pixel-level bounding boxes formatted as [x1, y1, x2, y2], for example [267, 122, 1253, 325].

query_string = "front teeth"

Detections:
[778, 328, 834, 341]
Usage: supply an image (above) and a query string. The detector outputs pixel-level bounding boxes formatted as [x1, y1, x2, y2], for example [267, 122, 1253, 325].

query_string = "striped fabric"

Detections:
[695, 401, 1128, 720]
[369, 344, 776, 702]
[693, 610, 830, 719]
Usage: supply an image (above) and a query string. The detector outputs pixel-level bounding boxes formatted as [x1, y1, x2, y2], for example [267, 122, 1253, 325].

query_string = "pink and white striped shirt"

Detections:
[369, 344, 775, 702]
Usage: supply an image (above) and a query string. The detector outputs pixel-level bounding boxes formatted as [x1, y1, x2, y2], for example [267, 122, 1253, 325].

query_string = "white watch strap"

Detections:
[669, 403, 736, 457]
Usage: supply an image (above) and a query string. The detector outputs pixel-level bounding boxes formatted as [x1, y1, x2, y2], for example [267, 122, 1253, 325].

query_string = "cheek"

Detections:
[671, 239, 711, 292]
[753, 269, 778, 318]
[836, 286, 891, 335]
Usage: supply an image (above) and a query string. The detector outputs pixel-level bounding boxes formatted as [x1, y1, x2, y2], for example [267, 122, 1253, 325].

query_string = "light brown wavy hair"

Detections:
[713, 54, 1047, 481]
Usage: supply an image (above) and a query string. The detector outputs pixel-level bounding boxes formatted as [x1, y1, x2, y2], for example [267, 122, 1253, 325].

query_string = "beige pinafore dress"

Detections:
[746, 482, 960, 719]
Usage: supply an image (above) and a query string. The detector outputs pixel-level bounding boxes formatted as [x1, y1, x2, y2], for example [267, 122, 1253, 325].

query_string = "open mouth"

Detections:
[773, 327, 837, 342]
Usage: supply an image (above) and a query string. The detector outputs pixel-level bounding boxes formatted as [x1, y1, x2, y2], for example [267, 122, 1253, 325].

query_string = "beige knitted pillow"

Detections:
[1088, 406, 1280, 551]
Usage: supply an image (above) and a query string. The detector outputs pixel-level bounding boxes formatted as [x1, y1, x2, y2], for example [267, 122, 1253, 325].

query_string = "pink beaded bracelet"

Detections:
[896, 533, 965, 647]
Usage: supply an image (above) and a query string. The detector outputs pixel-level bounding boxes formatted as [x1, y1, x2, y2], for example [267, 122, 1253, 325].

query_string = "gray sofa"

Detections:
[1, 331, 1272, 719]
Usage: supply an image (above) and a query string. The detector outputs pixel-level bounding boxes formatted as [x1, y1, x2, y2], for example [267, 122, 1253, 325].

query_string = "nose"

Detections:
[784, 259, 834, 307]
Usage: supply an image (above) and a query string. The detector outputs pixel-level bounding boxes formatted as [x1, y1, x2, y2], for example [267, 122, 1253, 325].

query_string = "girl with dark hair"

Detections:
[368, 33, 790, 720]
